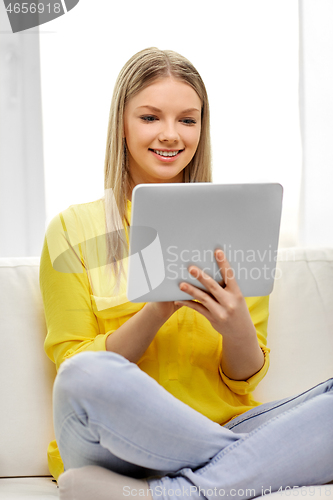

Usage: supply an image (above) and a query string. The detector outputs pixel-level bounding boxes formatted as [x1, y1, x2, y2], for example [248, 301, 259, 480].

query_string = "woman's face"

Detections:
[123, 77, 202, 191]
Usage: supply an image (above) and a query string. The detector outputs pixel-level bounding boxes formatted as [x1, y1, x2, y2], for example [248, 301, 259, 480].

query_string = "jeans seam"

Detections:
[194, 398, 314, 477]
[58, 411, 93, 450]
[225, 377, 333, 430]
[88, 417, 202, 467]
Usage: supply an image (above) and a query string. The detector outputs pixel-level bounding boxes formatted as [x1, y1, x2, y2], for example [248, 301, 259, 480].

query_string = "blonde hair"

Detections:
[102, 47, 212, 294]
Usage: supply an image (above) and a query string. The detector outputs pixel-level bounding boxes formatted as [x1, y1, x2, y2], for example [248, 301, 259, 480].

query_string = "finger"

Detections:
[214, 249, 240, 292]
[174, 299, 212, 320]
[179, 282, 224, 319]
[180, 281, 217, 305]
[187, 266, 225, 302]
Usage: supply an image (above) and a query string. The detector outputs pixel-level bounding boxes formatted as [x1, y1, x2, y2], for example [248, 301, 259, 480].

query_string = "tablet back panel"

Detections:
[127, 183, 283, 302]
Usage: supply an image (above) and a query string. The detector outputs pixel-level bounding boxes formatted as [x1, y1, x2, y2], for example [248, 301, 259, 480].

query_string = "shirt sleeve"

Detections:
[218, 295, 270, 395]
[39, 211, 114, 372]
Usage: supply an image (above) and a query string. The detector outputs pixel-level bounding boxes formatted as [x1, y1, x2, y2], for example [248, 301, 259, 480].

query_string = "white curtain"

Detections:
[0, 1, 46, 258]
[299, 0, 333, 247]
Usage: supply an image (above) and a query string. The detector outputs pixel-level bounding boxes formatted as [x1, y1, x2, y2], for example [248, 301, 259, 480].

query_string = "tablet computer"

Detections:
[126, 182, 283, 302]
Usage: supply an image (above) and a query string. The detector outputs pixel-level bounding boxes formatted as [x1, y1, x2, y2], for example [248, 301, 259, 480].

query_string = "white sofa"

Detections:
[0, 248, 332, 499]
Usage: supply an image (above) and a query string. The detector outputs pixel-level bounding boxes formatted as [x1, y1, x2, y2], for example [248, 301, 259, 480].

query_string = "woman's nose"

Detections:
[158, 121, 180, 142]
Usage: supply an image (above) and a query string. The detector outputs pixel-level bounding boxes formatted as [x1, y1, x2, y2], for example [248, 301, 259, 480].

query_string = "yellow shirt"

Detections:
[39, 198, 270, 481]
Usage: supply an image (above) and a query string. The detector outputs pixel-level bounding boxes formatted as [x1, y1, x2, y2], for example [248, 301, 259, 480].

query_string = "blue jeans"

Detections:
[53, 351, 333, 499]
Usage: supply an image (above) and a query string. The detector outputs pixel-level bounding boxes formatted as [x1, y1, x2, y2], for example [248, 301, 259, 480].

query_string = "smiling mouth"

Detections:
[149, 149, 184, 157]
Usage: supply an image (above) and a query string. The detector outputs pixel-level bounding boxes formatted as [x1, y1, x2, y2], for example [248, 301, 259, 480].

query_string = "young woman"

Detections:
[39, 47, 333, 500]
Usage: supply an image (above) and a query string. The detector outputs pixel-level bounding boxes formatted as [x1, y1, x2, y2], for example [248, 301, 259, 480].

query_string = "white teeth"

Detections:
[153, 150, 180, 157]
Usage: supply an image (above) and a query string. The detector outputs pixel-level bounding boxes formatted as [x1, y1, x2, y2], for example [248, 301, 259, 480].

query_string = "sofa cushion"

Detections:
[253, 247, 333, 403]
[0, 258, 56, 477]
[0, 477, 58, 498]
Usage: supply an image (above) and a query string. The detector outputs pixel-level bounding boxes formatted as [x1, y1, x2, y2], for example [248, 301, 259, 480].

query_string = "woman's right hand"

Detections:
[147, 301, 184, 322]
[106, 300, 184, 362]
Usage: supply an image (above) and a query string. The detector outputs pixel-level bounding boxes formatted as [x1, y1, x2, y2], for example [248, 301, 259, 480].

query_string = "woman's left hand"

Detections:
[175, 249, 256, 341]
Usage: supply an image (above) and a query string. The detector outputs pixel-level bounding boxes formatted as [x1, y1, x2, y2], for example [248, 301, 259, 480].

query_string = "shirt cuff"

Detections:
[60, 331, 115, 367]
[219, 343, 270, 395]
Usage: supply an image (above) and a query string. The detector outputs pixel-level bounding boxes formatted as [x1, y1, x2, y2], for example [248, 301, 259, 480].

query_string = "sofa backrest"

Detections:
[0, 249, 332, 477]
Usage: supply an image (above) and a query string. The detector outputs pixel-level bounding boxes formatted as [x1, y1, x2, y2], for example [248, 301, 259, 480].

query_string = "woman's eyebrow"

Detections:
[137, 105, 200, 114]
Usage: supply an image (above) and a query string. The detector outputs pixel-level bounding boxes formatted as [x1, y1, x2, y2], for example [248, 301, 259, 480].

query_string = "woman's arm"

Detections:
[220, 324, 264, 381]
[175, 249, 267, 382]
[106, 302, 176, 363]
[40, 208, 183, 369]
[40, 217, 108, 371]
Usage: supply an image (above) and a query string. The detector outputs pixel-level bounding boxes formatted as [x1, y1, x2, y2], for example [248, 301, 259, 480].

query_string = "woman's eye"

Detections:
[140, 115, 157, 122]
[181, 118, 197, 125]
